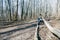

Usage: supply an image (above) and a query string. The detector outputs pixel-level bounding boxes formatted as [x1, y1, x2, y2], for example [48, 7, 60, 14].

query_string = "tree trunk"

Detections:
[21, 0, 24, 20]
[8, 0, 11, 21]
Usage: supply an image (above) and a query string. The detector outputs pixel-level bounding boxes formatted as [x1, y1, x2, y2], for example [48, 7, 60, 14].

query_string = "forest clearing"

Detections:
[0, 0, 60, 40]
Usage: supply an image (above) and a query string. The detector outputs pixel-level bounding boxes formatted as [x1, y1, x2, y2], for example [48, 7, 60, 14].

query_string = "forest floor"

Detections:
[0, 19, 60, 40]
[0, 21, 37, 40]
[39, 19, 60, 40]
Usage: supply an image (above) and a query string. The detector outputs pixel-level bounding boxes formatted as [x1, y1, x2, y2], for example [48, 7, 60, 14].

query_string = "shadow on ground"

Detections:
[0, 23, 37, 40]
[0, 23, 37, 34]
[0, 21, 37, 29]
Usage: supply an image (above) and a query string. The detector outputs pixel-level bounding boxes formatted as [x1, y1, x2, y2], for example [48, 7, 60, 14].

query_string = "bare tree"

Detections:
[24, 0, 31, 20]
[15, 0, 18, 21]
[7, 0, 12, 21]
[1, 0, 3, 20]
[21, 0, 24, 20]
[57, 0, 58, 16]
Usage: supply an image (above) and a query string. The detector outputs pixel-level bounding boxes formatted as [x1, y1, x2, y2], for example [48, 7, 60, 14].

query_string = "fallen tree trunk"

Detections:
[43, 18, 60, 39]
[34, 24, 41, 40]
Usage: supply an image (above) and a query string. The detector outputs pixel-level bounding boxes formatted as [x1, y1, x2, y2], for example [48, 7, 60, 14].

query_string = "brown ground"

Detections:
[0, 20, 60, 40]
[39, 19, 60, 40]
[0, 21, 37, 40]
[49, 20, 60, 29]
[39, 25, 59, 40]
